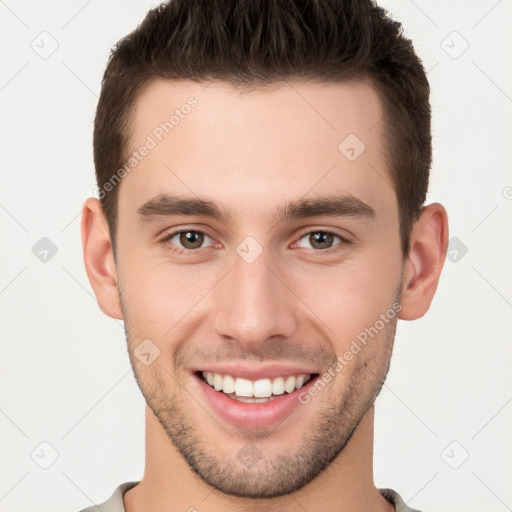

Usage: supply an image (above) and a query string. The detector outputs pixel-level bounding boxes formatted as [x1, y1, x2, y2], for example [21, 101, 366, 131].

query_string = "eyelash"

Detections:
[160, 228, 351, 256]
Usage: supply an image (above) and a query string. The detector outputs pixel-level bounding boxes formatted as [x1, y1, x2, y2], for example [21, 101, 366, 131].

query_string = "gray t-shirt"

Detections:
[77, 481, 422, 511]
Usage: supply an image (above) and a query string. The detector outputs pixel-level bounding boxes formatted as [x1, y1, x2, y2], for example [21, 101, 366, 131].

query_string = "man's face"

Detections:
[115, 79, 404, 497]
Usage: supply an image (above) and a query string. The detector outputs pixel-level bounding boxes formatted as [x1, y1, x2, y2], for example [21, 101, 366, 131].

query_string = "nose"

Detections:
[212, 245, 297, 350]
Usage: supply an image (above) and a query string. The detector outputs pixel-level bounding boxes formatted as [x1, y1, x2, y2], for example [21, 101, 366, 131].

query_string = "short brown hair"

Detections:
[94, 0, 431, 258]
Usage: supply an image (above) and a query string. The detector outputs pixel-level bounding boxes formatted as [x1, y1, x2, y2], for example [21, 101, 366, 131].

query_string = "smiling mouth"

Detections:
[196, 371, 319, 403]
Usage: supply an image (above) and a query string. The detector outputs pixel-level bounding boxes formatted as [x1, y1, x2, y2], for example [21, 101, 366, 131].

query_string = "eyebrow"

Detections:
[136, 193, 376, 225]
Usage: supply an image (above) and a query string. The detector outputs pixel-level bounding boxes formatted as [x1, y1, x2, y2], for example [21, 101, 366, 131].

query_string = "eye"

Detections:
[162, 229, 215, 253]
[160, 228, 350, 256]
[295, 230, 349, 252]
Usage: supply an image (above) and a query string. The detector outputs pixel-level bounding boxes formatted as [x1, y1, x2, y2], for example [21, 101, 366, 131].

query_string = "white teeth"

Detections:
[284, 376, 296, 393]
[223, 374, 235, 394]
[228, 393, 278, 403]
[213, 373, 223, 391]
[201, 371, 313, 398]
[253, 378, 272, 398]
[235, 378, 253, 397]
[272, 377, 285, 395]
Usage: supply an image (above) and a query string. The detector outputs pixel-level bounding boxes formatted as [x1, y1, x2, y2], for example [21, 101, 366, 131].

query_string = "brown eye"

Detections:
[164, 230, 213, 251]
[179, 231, 204, 249]
[296, 231, 347, 252]
[310, 232, 334, 249]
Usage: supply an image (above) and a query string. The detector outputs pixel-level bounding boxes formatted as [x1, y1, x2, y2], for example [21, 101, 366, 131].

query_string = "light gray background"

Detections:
[1, 1, 511, 511]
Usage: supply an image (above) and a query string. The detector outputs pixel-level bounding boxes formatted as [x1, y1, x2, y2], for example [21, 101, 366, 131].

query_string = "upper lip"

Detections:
[193, 363, 320, 381]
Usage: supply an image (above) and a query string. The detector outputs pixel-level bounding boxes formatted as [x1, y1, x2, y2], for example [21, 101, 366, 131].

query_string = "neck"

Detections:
[124, 405, 393, 512]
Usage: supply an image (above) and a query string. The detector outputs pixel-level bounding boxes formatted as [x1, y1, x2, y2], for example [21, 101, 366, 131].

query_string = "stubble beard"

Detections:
[121, 290, 399, 499]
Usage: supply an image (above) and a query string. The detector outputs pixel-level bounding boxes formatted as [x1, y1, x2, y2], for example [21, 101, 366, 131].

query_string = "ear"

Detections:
[398, 203, 449, 321]
[81, 197, 123, 320]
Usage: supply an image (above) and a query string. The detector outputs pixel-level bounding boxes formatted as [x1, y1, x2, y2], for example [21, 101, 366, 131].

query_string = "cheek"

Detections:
[118, 250, 221, 335]
[291, 257, 401, 349]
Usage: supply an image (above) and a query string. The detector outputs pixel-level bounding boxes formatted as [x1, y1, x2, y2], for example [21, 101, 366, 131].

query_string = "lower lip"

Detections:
[194, 373, 319, 430]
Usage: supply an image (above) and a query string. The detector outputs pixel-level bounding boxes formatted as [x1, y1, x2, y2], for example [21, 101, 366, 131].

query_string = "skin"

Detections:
[82, 79, 448, 512]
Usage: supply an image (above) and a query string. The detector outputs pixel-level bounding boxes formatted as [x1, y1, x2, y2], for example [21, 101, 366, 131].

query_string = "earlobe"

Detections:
[398, 203, 449, 321]
[81, 197, 123, 320]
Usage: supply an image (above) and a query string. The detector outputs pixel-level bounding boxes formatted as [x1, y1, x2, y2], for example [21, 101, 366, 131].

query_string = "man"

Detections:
[79, 0, 448, 510]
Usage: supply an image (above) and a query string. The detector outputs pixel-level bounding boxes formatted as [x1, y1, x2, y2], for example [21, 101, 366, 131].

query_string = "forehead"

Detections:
[120, 78, 395, 224]
[130, 78, 384, 147]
